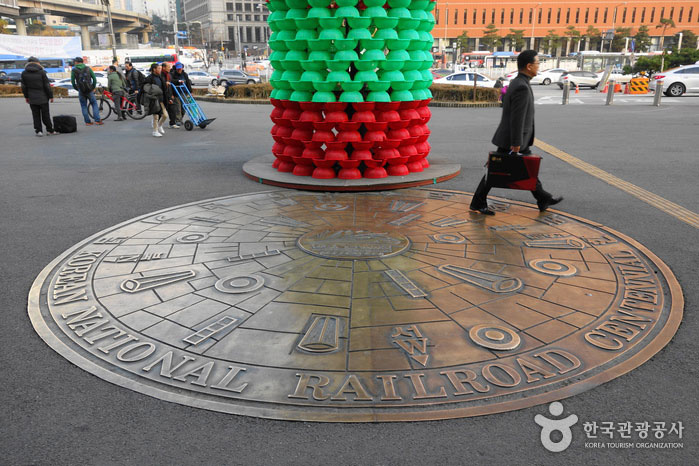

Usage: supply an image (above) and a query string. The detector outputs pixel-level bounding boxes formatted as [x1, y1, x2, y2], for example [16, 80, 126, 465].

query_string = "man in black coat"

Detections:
[20, 57, 56, 136]
[470, 50, 562, 215]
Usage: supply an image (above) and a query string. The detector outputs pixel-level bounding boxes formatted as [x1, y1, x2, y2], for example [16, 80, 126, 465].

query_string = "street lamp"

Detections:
[101, 0, 117, 60]
[609, 2, 627, 52]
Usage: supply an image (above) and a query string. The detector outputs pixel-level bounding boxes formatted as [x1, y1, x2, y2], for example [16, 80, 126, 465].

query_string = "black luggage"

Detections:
[53, 115, 77, 133]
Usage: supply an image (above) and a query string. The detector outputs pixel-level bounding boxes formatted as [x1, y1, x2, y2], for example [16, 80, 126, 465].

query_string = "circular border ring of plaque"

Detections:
[28, 189, 684, 422]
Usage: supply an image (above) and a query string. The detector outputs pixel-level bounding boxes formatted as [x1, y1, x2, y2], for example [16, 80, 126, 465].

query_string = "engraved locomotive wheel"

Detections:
[28, 189, 683, 422]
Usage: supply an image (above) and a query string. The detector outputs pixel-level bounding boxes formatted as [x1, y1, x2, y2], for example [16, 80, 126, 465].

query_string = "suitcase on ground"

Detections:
[53, 115, 77, 133]
[486, 151, 541, 191]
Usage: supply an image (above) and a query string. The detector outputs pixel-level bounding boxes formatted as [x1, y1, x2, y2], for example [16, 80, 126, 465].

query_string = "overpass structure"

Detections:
[3, 0, 152, 49]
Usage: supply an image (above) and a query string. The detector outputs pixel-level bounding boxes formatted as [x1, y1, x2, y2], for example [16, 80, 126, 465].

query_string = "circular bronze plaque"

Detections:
[28, 189, 683, 422]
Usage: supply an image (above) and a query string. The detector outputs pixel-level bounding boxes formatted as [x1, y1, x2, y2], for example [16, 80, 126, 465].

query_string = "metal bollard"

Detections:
[562, 81, 570, 105]
[605, 79, 615, 105]
[653, 80, 663, 106]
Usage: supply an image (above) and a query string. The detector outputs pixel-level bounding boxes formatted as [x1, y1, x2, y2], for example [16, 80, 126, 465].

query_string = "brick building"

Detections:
[432, 1, 699, 54]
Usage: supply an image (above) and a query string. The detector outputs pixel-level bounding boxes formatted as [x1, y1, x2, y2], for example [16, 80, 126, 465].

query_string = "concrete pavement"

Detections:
[0, 95, 697, 465]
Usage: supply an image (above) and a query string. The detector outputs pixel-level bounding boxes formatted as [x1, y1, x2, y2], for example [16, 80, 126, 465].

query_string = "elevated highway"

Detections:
[10, 0, 152, 49]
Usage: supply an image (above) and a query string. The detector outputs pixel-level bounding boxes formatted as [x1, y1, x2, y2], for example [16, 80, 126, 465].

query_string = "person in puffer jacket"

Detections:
[20, 57, 55, 136]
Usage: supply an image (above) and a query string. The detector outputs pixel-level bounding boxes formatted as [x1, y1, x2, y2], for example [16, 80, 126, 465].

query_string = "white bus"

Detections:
[81, 48, 179, 71]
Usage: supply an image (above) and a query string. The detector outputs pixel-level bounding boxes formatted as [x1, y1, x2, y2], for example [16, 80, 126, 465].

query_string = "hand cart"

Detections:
[171, 83, 216, 131]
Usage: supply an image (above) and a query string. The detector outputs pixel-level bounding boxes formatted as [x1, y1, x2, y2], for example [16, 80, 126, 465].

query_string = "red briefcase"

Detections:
[486, 151, 542, 191]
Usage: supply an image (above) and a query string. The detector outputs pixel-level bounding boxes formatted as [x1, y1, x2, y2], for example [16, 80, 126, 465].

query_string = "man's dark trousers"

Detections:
[30, 103, 53, 133]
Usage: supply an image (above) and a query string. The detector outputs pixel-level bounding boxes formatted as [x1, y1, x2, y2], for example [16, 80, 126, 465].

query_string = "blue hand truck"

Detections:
[171, 83, 215, 131]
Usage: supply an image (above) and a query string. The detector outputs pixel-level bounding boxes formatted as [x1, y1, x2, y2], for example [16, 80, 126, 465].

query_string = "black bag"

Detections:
[53, 115, 77, 133]
[75, 67, 94, 94]
[486, 151, 541, 191]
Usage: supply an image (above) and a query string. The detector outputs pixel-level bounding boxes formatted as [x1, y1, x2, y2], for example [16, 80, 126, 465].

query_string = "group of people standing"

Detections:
[20, 56, 192, 138]
[140, 61, 193, 137]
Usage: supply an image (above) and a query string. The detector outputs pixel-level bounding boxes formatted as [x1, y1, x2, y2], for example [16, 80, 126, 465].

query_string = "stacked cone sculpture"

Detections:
[267, 0, 435, 179]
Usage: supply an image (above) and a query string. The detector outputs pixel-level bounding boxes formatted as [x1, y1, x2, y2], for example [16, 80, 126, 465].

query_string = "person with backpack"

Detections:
[142, 63, 169, 137]
[20, 56, 56, 136]
[107, 65, 128, 121]
[71, 57, 103, 126]
[169, 62, 192, 128]
[124, 61, 144, 108]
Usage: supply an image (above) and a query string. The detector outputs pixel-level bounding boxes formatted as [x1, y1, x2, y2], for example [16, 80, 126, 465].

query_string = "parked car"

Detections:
[216, 69, 260, 86]
[188, 70, 215, 86]
[649, 64, 699, 97]
[557, 71, 601, 89]
[50, 78, 79, 96]
[4, 72, 22, 85]
[531, 68, 567, 85]
[433, 72, 497, 87]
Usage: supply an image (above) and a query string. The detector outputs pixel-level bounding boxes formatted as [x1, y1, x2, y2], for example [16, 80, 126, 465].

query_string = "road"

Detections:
[0, 96, 697, 465]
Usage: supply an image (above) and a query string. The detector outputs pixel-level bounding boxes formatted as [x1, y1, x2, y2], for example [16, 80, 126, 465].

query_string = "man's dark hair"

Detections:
[108, 65, 116, 72]
[74, 56, 84, 63]
[150, 63, 160, 72]
[28, 56, 39, 63]
[517, 50, 538, 70]
[112, 58, 118, 64]
[125, 61, 133, 68]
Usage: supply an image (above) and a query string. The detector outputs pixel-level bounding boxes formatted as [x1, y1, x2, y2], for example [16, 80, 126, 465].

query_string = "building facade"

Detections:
[432, 0, 699, 53]
[182, 0, 270, 55]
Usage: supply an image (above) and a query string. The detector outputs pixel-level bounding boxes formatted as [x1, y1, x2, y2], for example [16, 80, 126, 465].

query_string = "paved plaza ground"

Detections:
[1, 93, 697, 465]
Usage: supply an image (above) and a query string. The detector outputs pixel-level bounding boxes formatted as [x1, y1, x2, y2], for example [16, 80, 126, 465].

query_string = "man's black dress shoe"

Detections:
[537, 196, 563, 212]
[469, 205, 495, 216]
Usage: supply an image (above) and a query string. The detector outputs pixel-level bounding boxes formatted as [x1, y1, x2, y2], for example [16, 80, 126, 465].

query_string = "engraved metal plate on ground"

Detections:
[28, 189, 683, 422]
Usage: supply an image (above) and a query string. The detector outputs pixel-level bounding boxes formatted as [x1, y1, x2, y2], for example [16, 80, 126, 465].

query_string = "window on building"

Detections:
[575, 8, 579, 24]
[236, 3, 243, 11]
[650, 8, 655, 23]
[566, 8, 570, 23]
[464, 10, 467, 24]
[227, 14, 234, 20]
[510, 8, 514, 24]
[603, 8, 608, 23]
[473, 10, 477, 24]
[594, 8, 598, 23]
[491, 9, 495, 24]
[255, 27, 261, 42]
[245, 14, 251, 21]
[254, 15, 260, 21]
[482, 10, 486, 24]
[660, 7, 665, 19]
[632, 8, 636, 23]
[435, 8, 439, 24]
[501, 9, 504, 24]
[669, 7, 674, 20]
[538, 9, 542, 23]
[550, 8, 554, 24]
[584, 8, 589, 23]
[520, 9, 524, 24]
[246, 26, 253, 42]
[226, 3, 233, 11]
[547, 9, 551, 24]
[622, 7, 627, 23]
[678, 7, 683, 22]
[244, 3, 251, 12]
[688, 7, 693, 22]
[454, 9, 458, 24]
[529, 9, 533, 24]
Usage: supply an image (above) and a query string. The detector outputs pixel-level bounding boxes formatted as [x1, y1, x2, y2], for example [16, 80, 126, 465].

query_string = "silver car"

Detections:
[188, 70, 216, 87]
[216, 69, 261, 86]
[649, 64, 699, 97]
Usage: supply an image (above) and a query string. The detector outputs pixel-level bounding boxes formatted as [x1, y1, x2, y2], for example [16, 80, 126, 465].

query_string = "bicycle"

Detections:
[88, 86, 147, 121]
